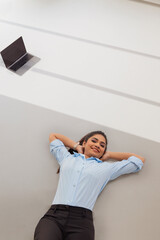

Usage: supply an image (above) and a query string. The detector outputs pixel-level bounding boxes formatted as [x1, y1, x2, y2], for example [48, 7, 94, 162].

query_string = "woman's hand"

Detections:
[76, 145, 84, 154]
[101, 151, 111, 161]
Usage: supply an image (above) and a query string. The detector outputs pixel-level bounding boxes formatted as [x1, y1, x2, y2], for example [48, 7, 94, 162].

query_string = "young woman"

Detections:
[34, 131, 145, 240]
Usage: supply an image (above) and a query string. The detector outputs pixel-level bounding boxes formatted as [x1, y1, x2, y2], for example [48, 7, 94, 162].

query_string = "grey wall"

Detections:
[0, 94, 159, 240]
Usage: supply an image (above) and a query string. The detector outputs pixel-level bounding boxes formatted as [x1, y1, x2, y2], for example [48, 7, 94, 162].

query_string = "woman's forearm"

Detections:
[108, 151, 145, 163]
[49, 133, 77, 149]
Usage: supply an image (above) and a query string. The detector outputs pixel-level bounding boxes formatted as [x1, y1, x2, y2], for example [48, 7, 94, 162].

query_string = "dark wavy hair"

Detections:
[57, 131, 108, 174]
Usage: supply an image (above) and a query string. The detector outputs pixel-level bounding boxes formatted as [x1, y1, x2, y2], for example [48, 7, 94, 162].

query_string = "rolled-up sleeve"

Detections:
[50, 139, 71, 165]
[109, 156, 143, 181]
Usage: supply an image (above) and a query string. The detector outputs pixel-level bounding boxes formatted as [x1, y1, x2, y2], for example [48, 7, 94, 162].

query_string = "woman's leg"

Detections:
[64, 225, 94, 240]
[64, 211, 95, 240]
[34, 217, 63, 240]
[34, 206, 64, 240]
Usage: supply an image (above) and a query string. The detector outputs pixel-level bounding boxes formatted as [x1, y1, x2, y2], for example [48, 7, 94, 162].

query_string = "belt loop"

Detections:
[82, 209, 87, 218]
[52, 205, 57, 213]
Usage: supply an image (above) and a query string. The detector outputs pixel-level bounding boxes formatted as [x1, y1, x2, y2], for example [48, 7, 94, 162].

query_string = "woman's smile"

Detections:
[82, 134, 106, 159]
[91, 147, 100, 153]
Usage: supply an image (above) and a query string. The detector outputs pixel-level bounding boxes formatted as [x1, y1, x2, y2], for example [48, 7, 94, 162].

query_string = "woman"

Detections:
[34, 131, 145, 240]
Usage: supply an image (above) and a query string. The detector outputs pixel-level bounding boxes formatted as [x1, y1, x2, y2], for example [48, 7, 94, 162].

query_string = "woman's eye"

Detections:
[91, 139, 96, 143]
[101, 145, 105, 148]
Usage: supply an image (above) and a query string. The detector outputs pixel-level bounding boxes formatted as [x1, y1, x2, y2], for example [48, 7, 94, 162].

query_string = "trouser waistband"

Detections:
[51, 204, 93, 218]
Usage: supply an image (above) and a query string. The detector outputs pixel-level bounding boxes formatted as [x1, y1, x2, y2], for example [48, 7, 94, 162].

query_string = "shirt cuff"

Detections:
[50, 139, 64, 146]
[128, 156, 144, 171]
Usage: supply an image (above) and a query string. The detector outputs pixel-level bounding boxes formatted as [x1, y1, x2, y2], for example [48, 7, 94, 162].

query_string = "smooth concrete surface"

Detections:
[0, 95, 160, 240]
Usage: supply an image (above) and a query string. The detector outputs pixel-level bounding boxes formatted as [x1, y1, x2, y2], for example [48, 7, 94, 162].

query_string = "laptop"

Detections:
[0, 36, 33, 72]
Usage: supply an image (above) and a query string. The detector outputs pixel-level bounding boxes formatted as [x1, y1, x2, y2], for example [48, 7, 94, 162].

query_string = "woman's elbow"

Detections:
[140, 157, 145, 163]
[49, 133, 57, 143]
[131, 153, 145, 163]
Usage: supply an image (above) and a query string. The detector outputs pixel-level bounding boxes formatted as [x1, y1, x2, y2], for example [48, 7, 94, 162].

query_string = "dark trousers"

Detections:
[34, 204, 95, 240]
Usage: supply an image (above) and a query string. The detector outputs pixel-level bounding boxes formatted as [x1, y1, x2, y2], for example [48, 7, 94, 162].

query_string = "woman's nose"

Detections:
[95, 143, 100, 149]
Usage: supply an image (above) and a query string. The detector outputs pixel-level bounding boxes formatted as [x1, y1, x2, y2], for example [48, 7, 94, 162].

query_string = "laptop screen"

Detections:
[0, 37, 27, 68]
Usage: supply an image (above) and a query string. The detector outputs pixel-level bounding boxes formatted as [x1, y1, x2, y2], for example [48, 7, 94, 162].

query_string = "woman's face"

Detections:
[82, 134, 106, 159]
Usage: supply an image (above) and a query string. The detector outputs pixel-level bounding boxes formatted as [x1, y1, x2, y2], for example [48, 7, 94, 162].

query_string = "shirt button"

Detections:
[77, 170, 80, 173]
[73, 184, 76, 187]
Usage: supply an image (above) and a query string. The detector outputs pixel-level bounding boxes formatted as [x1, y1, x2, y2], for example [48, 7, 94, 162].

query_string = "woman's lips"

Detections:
[91, 147, 100, 153]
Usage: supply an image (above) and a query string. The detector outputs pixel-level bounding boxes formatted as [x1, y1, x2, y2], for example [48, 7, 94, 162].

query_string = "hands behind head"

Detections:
[101, 151, 111, 161]
[76, 145, 84, 154]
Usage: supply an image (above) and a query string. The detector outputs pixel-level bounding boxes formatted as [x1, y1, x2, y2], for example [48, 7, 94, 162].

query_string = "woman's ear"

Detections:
[82, 140, 86, 148]
[82, 141, 86, 154]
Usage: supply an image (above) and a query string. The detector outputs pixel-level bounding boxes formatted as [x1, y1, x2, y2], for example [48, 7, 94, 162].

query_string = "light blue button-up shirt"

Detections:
[50, 139, 143, 211]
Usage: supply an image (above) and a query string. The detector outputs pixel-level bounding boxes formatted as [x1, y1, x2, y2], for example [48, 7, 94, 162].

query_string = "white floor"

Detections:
[0, 0, 160, 142]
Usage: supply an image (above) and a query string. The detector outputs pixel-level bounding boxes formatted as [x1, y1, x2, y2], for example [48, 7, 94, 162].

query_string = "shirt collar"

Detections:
[73, 152, 102, 163]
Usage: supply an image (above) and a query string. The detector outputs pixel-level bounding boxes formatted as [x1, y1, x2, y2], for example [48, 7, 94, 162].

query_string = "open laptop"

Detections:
[0, 36, 33, 72]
